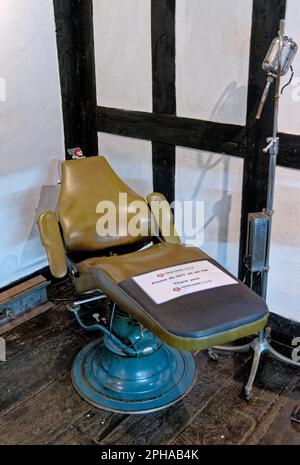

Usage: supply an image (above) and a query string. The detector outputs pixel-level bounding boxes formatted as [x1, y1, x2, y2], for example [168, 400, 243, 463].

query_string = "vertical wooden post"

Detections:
[53, 0, 98, 158]
[151, 0, 176, 202]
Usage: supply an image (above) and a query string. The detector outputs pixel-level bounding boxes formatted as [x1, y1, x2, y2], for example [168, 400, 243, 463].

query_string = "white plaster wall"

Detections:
[175, 148, 243, 276]
[268, 167, 300, 321]
[0, 0, 65, 288]
[98, 133, 153, 197]
[278, 0, 300, 134]
[176, 0, 253, 125]
[93, 0, 152, 112]
[265, 0, 300, 321]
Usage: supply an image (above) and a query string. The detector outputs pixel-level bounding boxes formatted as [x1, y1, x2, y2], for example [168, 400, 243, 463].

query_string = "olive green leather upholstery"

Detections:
[38, 156, 268, 351]
[147, 193, 181, 244]
[57, 156, 152, 254]
[75, 242, 268, 351]
[37, 210, 68, 279]
[76, 242, 209, 290]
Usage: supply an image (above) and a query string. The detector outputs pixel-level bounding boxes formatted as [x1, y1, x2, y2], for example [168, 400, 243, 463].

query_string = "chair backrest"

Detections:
[57, 156, 151, 254]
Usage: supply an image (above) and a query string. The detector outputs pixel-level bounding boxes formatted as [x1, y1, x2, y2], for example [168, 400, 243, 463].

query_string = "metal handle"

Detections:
[263, 137, 279, 156]
[256, 75, 274, 120]
[68, 303, 137, 356]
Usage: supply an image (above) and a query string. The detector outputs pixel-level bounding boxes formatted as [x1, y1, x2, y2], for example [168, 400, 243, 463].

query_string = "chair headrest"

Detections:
[57, 156, 151, 254]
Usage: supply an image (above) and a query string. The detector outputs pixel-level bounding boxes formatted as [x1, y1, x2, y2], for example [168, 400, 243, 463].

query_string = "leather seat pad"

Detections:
[78, 243, 268, 340]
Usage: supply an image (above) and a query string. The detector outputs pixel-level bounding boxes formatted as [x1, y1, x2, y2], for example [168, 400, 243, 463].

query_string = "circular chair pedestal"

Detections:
[72, 338, 196, 414]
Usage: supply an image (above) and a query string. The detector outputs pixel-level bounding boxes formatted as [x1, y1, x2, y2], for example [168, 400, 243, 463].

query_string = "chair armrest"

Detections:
[146, 192, 181, 244]
[37, 211, 68, 279]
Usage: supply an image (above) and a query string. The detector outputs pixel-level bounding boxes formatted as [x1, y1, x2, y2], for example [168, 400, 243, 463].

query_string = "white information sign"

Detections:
[133, 260, 238, 304]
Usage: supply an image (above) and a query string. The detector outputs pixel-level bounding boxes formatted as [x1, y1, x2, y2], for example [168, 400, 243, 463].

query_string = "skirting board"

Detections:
[269, 313, 300, 349]
[0, 275, 54, 336]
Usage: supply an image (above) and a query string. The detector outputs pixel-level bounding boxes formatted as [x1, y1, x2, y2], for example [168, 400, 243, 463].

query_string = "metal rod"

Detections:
[256, 75, 274, 120]
[71, 306, 137, 357]
[273, 20, 285, 138]
[261, 19, 285, 300]
[74, 294, 107, 306]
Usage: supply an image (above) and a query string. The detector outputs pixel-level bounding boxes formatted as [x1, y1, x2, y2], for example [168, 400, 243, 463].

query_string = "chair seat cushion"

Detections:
[76, 243, 268, 351]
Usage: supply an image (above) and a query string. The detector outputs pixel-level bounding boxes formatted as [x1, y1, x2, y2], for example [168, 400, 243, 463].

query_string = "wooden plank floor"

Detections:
[0, 279, 299, 445]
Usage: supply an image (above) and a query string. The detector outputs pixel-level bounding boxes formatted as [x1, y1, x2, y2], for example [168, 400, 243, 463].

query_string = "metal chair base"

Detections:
[69, 295, 196, 414]
[209, 328, 300, 400]
[72, 338, 196, 414]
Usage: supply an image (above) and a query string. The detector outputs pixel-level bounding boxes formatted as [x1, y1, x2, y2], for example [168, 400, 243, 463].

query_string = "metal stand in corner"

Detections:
[209, 20, 300, 400]
[209, 327, 300, 400]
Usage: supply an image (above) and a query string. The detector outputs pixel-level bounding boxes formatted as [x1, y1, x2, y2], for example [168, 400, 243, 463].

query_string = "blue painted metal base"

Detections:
[71, 339, 196, 414]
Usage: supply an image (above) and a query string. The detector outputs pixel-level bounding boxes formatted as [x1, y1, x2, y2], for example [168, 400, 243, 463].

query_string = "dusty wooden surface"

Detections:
[0, 278, 299, 445]
[0, 275, 46, 305]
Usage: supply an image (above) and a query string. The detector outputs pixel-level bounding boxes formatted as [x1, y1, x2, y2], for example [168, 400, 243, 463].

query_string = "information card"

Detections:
[133, 260, 237, 304]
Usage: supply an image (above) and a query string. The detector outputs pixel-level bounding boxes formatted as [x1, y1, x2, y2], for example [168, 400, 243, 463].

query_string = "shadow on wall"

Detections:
[1, 184, 60, 287]
[0, 158, 61, 287]
[190, 82, 247, 269]
[20, 184, 60, 266]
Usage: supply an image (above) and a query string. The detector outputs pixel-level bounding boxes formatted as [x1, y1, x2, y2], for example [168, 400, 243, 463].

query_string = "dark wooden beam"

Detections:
[53, 0, 98, 158]
[278, 133, 300, 170]
[152, 143, 176, 203]
[151, 0, 176, 202]
[97, 107, 245, 157]
[152, 0, 176, 115]
[238, 0, 287, 293]
[97, 106, 300, 169]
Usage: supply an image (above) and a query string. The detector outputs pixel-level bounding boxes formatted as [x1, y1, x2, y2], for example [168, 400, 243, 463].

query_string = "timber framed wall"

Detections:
[53, 0, 300, 321]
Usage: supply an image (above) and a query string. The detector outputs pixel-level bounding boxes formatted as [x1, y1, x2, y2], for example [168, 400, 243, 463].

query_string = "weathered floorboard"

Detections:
[173, 356, 300, 445]
[0, 308, 93, 415]
[50, 427, 96, 446]
[74, 409, 127, 445]
[247, 380, 300, 445]
[0, 374, 91, 445]
[100, 352, 249, 445]
[0, 278, 299, 445]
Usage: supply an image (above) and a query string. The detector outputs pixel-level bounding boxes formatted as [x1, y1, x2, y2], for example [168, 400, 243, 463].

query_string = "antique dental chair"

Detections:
[37, 156, 268, 414]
